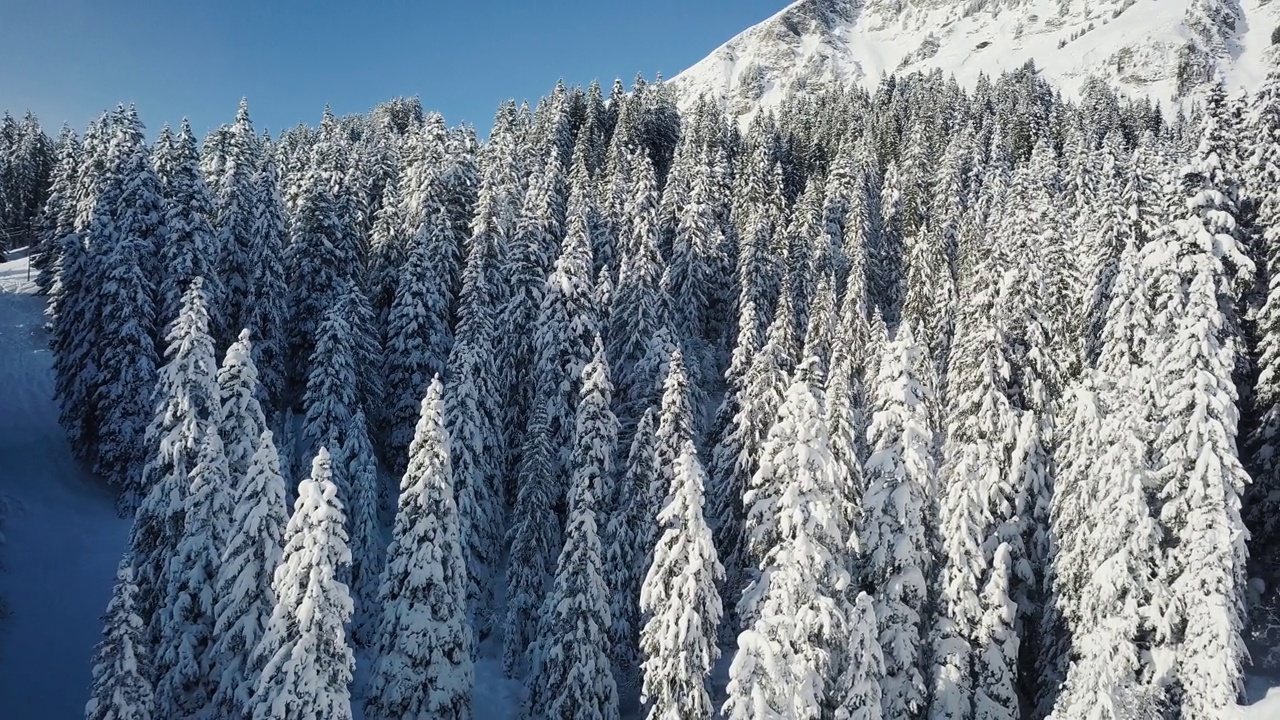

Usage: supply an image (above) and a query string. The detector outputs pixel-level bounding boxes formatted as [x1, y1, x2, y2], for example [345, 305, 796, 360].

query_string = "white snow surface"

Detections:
[672, 0, 1280, 124]
[0, 253, 129, 720]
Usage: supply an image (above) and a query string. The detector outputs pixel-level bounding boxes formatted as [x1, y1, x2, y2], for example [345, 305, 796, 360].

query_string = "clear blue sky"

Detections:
[0, 0, 784, 137]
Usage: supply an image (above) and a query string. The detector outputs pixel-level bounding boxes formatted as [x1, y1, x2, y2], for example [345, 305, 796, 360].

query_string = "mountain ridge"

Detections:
[672, 0, 1280, 121]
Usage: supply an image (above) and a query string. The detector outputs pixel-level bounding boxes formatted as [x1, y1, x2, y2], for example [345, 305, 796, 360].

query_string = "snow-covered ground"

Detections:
[0, 254, 129, 719]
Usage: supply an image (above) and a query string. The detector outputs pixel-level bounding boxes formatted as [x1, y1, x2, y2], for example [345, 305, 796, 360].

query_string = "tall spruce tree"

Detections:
[863, 323, 937, 720]
[153, 425, 230, 718]
[86, 557, 155, 720]
[383, 205, 458, 474]
[1146, 80, 1252, 718]
[342, 408, 384, 649]
[522, 337, 619, 720]
[215, 100, 261, 340]
[209, 431, 288, 719]
[723, 360, 858, 719]
[638, 433, 723, 720]
[155, 120, 224, 341]
[248, 449, 354, 720]
[243, 154, 289, 415]
[365, 379, 473, 720]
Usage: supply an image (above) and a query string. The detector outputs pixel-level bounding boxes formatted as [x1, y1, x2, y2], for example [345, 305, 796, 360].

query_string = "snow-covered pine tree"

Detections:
[210, 101, 257, 324]
[502, 399, 561, 676]
[604, 406, 661, 677]
[383, 204, 458, 474]
[92, 111, 163, 497]
[342, 408, 384, 648]
[86, 557, 154, 720]
[1049, 378, 1162, 720]
[128, 276, 219, 664]
[973, 544, 1019, 720]
[155, 120, 225, 342]
[367, 169, 410, 322]
[523, 336, 619, 720]
[248, 449, 354, 720]
[873, 159, 905, 326]
[33, 127, 79, 296]
[217, 330, 268, 485]
[1247, 61, 1280, 607]
[153, 425, 231, 717]
[444, 250, 505, 640]
[208, 431, 287, 719]
[711, 278, 799, 631]
[863, 323, 936, 720]
[1146, 79, 1252, 719]
[931, 275, 1018, 720]
[530, 142, 599, 503]
[498, 131, 568, 499]
[285, 141, 356, 396]
[638, 433, 723, 720]
[364, 378, 473, 720]
[301, 287, 361, 494]
[663, 147, 720, 384]
[723, 359, 858, 720]
[50, 231, 99, 465]
[838, 591, 887, 720]
[609, 144, 668, 416]
[243, 154, 289, 415]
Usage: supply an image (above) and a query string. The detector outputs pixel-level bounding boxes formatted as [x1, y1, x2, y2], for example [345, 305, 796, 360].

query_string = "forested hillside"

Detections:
[6, 59, 1280, 718]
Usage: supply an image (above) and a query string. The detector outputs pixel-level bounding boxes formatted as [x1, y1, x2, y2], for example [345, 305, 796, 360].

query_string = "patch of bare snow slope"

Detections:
[0, 253, 129, 720]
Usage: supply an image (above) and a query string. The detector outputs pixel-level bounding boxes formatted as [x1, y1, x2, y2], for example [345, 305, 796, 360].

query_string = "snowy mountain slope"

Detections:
[0, 254, 129, 720]
[672, 0, 1280, 121]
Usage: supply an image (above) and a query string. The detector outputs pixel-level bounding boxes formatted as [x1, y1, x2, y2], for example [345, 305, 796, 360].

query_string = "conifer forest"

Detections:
[7, 59, 1280, 719]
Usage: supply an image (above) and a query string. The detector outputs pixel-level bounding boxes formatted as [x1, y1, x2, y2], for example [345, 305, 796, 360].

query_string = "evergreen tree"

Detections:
[723, 361, 858, 719]
[153, 426, 230, 718]
[609, 145, 667, 414]
[931, 277, 1017, 720]
[530, 147, 599, 505]
[863, 324, 936, 720]
[128, 277, 219, 665]
[243, 155, 289, 415]
[217, 330, 268, 486]
[604, 406, 662, 675]
[209, 431, 287, 720]
[383, 205, 458, 474]
[839, 591, 887, 720]
[248, 449, 354, 720]
[523, 337, 619, 720]
[502, 400, 560, 676]
[301, 288, 362, 492]
[50, 232, 99, 465]
[444, 256, 505, 639]
[86, 557, 154, 720]
[1146, 80, 1252, 718]
[92, 111, 163, 496]
[155, 120, 224, 341]
[342, 409, 384, 649]
[638, 433, 723, 720]
[33, 127, 79, 296]
[973, 544, 1019, 720]
[215, 100, 261, 338]
[285, 142, 356, 394]
[1247, 63, 1280, 595]
[711, 283, 797, 628]
[365, 379, 473, 720]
